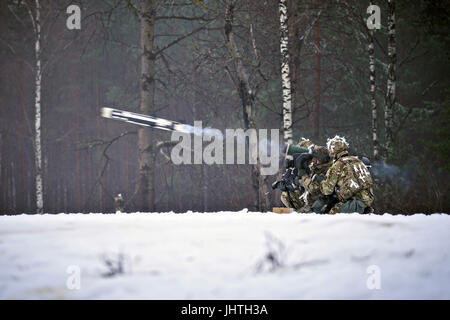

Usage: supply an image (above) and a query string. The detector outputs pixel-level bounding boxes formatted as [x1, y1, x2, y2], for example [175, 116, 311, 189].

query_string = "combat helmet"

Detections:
[326, 135, 349, 155]
[312, 146, 330, 161]
[298, 138, 315, 150]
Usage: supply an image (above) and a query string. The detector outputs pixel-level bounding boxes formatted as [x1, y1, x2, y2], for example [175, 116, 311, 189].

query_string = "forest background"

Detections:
[0, 0, 448, 214]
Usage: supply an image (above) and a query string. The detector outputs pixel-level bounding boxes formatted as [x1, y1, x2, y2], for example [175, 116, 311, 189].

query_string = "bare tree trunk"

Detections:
[34, 0, 44, 214]
[191, 65, 208, 212]
[95, 65, 104, 211]
[11, 161, 16, 211]
[287, 0, 299, 123]
[138, 0, 156, 212]
[314, 5, 321, 140]
[279, 0, 293, 145]
[368, 27, 379, 160]
[225, 0, 267, 211]
[74, 97, 81, 212]
[0, 132, 2, 212]
[18, 60, 26, 212]
[201, 165, 208, 211]
[224, 1, 253, 129]
[385, 0, 396, 159]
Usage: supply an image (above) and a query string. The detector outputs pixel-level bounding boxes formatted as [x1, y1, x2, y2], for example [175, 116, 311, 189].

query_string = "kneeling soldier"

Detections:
[280, 138, 315, 210]
[319, 135, 374, 214]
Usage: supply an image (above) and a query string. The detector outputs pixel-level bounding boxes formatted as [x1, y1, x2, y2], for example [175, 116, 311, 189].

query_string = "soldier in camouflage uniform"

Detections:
[281, 141, 333, 213]
[280, 188, 304, 210]
[319, 135, 374, 214]
[296, 146, 333, 213]
[280, 138, 315, 210]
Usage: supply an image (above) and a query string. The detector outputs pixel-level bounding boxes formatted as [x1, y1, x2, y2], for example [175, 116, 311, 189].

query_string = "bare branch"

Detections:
[155, 15, 214, 22]
[153, 17, 217, 57]
[23, 0, 37, 35]
[81, 130, 137, 209]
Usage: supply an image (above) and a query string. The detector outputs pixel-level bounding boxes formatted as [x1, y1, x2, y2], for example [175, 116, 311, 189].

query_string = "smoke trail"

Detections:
[182, 122, 225, 141]
[370, 160, 413, 190]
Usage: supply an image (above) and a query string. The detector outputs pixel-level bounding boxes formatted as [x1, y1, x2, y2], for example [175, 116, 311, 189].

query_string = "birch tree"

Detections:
[30, 0, 44, 214]
[368, 27, 379, 159]
[285, 1, 323, 136]
[385, 0, 396, 158]
[279, 0, 293, 145]
[287, 0, 300, 124]
[5, 0, 84, 214]
[314, 6, 321, 140]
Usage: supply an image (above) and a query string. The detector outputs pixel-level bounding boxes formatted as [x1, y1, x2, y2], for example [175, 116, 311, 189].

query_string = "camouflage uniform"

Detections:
[280, 188, 304, 209]
[294, 138, 315, 153]
[281, 143, 332, 212]
[320, 136, 374, 214]
[280, 138, 315, 210]
[296, 146, 332, 212]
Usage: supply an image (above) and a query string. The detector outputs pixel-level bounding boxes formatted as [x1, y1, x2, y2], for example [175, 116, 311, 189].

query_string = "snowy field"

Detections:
[0, 211, 449, 300]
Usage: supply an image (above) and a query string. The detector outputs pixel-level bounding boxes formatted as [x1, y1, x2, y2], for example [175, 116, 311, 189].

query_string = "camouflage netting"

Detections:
[326, 135, 349, 155]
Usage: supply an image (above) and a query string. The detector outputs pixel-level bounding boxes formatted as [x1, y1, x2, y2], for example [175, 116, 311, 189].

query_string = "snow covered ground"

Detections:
[0, 211, 449, 300]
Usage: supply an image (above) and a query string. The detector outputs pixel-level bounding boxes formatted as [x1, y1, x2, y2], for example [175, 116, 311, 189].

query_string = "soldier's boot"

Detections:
[329, 199, 365, 214]
[311, 198, 329, 214]
[329, 205, 340, 214]
[363, 206, 375, 214]
[297, 204, 312, 213]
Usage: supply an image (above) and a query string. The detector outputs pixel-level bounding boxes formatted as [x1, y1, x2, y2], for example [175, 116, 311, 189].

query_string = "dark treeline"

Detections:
[0, 0, 448, 214]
